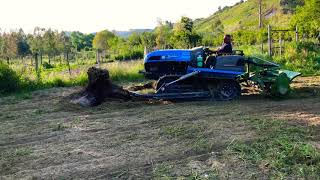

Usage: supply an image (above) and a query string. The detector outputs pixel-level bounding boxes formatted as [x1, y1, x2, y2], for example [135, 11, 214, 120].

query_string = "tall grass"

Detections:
[2, 41, 318, 95]
[238, 42, 320, 76]
[0, 59, 144, 95]
[102, 60, 144, 81]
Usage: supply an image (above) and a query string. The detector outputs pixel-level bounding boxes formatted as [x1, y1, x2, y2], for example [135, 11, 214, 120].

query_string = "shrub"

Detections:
[42, 62, 55, 69]
[239, 42, 320, 76]
[50, 78, 67, 87]
[0, 61, 21, 94]
[115, 49, 144, 60]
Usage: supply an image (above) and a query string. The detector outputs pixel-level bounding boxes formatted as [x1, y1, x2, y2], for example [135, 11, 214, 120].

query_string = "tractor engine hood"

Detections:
[144, 49, 192, 63]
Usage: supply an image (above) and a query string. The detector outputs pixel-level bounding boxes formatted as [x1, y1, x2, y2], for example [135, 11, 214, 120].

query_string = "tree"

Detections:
[43, 29, 59, 64]
[172, 16, 200, 48]
[93, 30, 115, 50]
[155, 20, 173, 49]
[69, 31, 94, 52]
[291, 0, 320, 37]
[0, 32, 18, 64]
[141, 31, 156, 49]
[108, 36, 122, 53]
[70, 31, 94, 52]
[61, 31, 72, 75]
[127, 32, 142, 47]
[92, 30, 115, 63]
[16, 29, 30, 58]
[280, 0, 304, 14]
[28, 27, 45, 65]
[83, 33, 94, 51]
[70, 31, 84, 52]
[0, 33, 4, 62]
[55, 32, 67, 62]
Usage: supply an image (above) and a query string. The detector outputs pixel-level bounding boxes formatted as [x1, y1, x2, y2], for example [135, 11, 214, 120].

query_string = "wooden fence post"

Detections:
[279, 35, 282, 57]
[268, 25, 272, 56]
[295, 25, 299, 42]
[66, 50, 71, 76]
[261, 33, 264, 54]
[96, 50, 100, 65]
[34, 53, 39, 80]
[144, 46, 149, 57]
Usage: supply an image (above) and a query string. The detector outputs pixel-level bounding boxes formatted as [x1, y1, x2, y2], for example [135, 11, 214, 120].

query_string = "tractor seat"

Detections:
[214, 55, 245, 72]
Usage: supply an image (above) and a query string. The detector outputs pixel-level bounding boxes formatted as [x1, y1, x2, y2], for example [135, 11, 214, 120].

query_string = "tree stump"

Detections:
[72, 67, 131, 107]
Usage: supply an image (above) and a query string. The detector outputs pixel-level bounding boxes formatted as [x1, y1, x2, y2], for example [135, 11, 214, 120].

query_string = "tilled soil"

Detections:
[0, 76, 320, 179]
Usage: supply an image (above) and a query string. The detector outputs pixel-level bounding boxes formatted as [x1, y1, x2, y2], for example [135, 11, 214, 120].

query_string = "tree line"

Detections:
[0, 0, 318, 65]
[92, 17, 202, 63]
[0, 28, 95, 65]
[0, 16, 204, 65]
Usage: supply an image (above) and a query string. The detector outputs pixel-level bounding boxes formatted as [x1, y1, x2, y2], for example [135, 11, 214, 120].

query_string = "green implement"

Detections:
[281, 70, 302, 82]
[246, 57, 301, 97]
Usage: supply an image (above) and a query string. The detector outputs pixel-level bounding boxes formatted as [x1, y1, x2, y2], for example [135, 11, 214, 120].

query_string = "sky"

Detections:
[0, 0, 241, 33]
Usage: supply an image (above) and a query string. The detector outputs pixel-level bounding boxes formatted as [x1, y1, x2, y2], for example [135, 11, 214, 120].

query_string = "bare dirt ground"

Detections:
[0, 76, 320, 179]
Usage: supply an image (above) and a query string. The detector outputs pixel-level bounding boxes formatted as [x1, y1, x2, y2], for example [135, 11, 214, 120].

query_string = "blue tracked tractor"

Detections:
[134, 47, 301, 100]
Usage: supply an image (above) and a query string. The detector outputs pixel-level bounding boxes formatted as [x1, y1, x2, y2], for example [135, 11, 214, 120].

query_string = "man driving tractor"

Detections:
[204, 34, 233, 68]
[217, 34, 233, 54]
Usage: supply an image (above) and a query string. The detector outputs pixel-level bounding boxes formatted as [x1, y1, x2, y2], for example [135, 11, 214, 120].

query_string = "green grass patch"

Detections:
[161, 124, 212, 155]
[0, 148, 33, 174]
[190, 138, 212, 155]
[50, 123, 68, 131]
[230, 118, 320, 178]
[152, 163, 173, 179]
[0, 148, 33, 159]
[13, 92, 32, 100]
[161, 124, 204, 139]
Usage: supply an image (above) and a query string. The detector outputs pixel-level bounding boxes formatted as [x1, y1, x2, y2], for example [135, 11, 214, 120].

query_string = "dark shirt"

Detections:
[217, 43, 233, 54]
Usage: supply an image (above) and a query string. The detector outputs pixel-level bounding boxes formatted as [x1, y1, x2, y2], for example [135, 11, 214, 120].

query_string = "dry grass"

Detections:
[0, 77, 320, 179]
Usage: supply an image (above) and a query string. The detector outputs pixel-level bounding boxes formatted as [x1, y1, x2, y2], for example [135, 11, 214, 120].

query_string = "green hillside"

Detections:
[195, 0, 292, 33]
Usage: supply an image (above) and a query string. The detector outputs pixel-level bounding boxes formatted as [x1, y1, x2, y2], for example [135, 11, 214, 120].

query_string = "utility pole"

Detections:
[259, 0, 263, 53]
[259, 0, 262, 29]
[268, 25, 272, 57]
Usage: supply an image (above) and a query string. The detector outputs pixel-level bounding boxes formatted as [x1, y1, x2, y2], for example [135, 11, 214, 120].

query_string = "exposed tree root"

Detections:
[71, 67, 132, 107]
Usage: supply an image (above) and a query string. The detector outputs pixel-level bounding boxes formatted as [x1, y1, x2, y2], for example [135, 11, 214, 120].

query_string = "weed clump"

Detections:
[0, 61, 20, 94]
[231, 118, 320, 178]
[42, 62, 55, 69]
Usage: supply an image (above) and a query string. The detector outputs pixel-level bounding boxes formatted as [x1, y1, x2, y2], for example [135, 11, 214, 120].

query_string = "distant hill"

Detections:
[194, 0, 293, 33]
[113, 29, 153, 38]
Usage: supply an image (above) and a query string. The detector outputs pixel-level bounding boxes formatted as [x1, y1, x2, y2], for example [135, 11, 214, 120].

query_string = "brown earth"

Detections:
[0, 76, 319, 179]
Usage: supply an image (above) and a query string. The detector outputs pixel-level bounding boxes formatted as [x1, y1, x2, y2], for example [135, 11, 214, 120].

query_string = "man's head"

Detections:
[224, 34, 232, 44]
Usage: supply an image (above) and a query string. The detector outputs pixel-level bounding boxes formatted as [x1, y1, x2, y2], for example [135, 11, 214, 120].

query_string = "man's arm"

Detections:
[217, 43, 233, 54]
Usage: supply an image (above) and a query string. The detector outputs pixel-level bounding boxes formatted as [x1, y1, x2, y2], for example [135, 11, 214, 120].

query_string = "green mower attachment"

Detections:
[246, 57, 301, 97]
